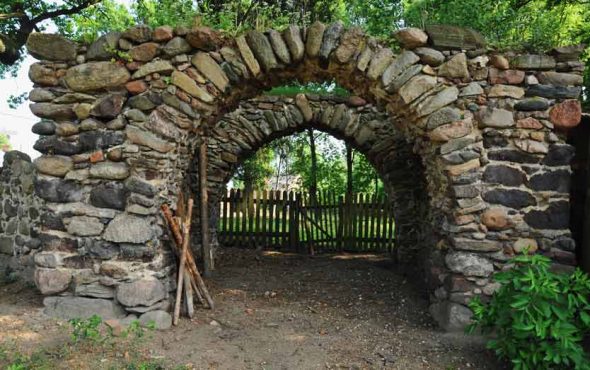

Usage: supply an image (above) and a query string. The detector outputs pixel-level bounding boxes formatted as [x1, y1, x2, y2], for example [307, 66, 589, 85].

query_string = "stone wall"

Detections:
[10, 22, 584, 330]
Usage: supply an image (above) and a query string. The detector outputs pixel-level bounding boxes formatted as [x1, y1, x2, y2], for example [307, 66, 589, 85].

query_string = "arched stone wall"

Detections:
[185, 94, 429, 264]
[15, 23, 583, 329]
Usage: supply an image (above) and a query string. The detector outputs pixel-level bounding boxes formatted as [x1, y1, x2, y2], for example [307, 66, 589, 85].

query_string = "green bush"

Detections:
[468, 254, 590, 370]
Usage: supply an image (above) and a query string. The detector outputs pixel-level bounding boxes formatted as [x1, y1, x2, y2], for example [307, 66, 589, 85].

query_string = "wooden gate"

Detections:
[218, 189, 395, 253]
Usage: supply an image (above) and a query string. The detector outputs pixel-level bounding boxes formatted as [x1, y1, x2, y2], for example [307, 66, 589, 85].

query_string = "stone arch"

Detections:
[20, 23, 583, 330]
[186, 94, 429, 263]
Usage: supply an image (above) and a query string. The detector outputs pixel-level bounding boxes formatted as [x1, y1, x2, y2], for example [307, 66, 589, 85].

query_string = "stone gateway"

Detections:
[0, 23, 583, 331]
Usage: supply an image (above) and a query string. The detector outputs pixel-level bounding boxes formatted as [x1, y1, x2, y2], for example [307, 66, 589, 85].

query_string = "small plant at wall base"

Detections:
[468, 254, 590, 370]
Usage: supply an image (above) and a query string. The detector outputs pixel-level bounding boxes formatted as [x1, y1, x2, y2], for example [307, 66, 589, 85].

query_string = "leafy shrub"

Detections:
[468, 254, 590, 370]
[69, 315, 104, 344]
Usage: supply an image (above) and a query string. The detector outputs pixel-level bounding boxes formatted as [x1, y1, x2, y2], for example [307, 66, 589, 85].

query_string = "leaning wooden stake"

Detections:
[162, 203, 215, 309]
[199, 137, 214, 277]
[173, 198, 194, 325]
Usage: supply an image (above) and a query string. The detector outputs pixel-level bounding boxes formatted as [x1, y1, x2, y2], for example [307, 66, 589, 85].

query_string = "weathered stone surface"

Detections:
[87, 241, 119, 260]
[236, 35, 261, 77]
[479, 108, 514, 128]
[122, 26, 152, 43]
[514, 139, 548, 154]
[481, 208, 510, 230]
[367, 48, 393, 80]
[529, 170, 570, 192]
[65, 62, 130, 92]
[488, 68, 525, 85]
[267, 29, 291, 65]
[306, 21, 326, 58]
[399, 75, 437, 103]
[26, 33, 77, 61]
[116, 279, 166, 307]
[516, 117, 543, 129]
[125, 177, 157, 197]
[126, 125, 174, 153]
[513, 238, 538, 254]
[295, 94, 313, 122]
[153, 26, 174, 42]
[35, 178, 84, 203]
[425, 25, 486, 50]
[490, 55, 509, 69]
[382, 50, 420, 86]
[446, 251, 494, 277]
[29, 63, 58, 86]
[319, 21, 344, 64]
[537, 71, 583, 86]
[483, 165, 526, 186]
[483, 189, 536, 208]
[488, 84, 525, 99]
[90, 94, 126, 118]
[90, 183, 128, 210]
[427, 107, 461, 129]
[90, 162, 130, 180]
[67, 216, 104, 236]
[542, 144, 575, 166]
[459, 82, 483, 96]
[186, 27, 223, 51]
[510, 54, 556, 70]
[524, 201, 569, 229]
[35, 268, 71, 295]
[75, 283, 115, 299]
[139, 310, 172, 329]
[413, 47, 444, 67]
[246, 31, 278, 73]
[86, 32, 121, 60]
[429, 119, 472, 142]
[416, 86, 459, 117]
[192, 52, 230, 91]
[429, 302, 473, 332]
[129, 42, 159, 62]
[282, 25, 305, 62]
[514, 97, 549, 111]
[549, 99, 581, 129]
[452, 237, 502, 252]
[30, 103, 76, 120]
[79, 131, 125, 152]
[161, 37, 191, 56]
[439, 53, 469, 79]
[446, 158, 480, 176]
[131, 60, 175, 79]
[29, 88, 56, 102]
[171, 70, 214, 102]
[34, 155, 73, 177]
[334, 27, 364, 64]
[43, 296, 126, 320]
[525, 84, 581, 99]
[394, 28, 428, 49]
[104, 214, 153, 243]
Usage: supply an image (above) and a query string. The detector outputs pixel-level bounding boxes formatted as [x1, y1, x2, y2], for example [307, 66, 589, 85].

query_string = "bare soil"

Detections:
[0, 248, 506, 369]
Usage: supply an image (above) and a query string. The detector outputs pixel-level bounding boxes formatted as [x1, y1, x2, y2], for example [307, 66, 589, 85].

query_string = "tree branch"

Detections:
[31, 0, 101, 24]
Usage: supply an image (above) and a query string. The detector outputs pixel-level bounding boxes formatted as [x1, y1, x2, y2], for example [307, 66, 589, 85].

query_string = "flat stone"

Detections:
[34, 252, 69, 268]
[125, 177, 157, 197]
[236, 35, 260, 77]
[186, 27, 223, 51]
[152, 26, 174, 42]
[334, 27, 364, 64]
[86, 32, 121, 60]
[446, 158, 480, 176]
[79, 131, 125, 152]
[488, 84, 525, 99]
[438, 53, 469, 79]
[282, 25, 305, 62]
[116, 279, 166, 307]
[538, 71, 583, 86]
[529, 170, 570, 192]
[126, 125, 174, 153]
[162, 37, 192, 57]
[514, 139, 548, 154]
[65, 62, 130, 92]
[139, 310, 172, 330]
[26, 33, 77, 61]
[382, 50, 420, 87]
[481, 208, 510, 230]
[125, 80, 148, 95]
[413, 47, 444, 66]
[445, 252, 494, 277]
[550, 44, 585, 61]
[430, 302, 473, 332]
[171, 70, 214, 102]
[29, 88, 56, 102]
[514, 97, 549, 111]
[34, 155, 73, 177]
[131, 60, 175, 79]
[319, 21, 344, 64]
[90, 94, 126, 119]
[267, 29, 291, 65]
[479, 108, 514, 128]
[90, 162, 130, 180]
[427, 107, 462, 129]
[429, 118, 472, 142]
[367, 48, 393, 80]
[192, 52, 229, 91]
[549, 99, 581, 129]
[524, 201, 569, 230]
[483, 165, 526, 186]
[246, 31, 278, 73]
[30, 103, 76, 120]
[35, 178, 84, 202]
[43, 296, 126, 320]
[66, 216, 104, 236]
[440, 135, 476, 155]
[542, 144, 575, 166]
[0, 236, 13, 255]
[394, 28, 428, 49]
[510, 54, 556, 70]
[425, 25, 486, 50]
[122, 26, 152, 43]
[306, 21, 325, 58]
[488, 68, 525, 85]
[516, 117, 543, 129]
[387, 64, 423, 92]
[459, 82, 483, 96]
[29, 63, 58, 86]
[90, 183, 128, 210]
[526, 84, 581, 99]
[399, 75, 437, 103]
[87, 241, 119, 260]
[482, 189, 536, 208]
[451, 237, 502, 252]
[35, 268, 71, 295]
[103, 214, 153, 243]
[75, 283, 115, 299]
[415, 86, 459, 117]
[129, 42, 159, 62]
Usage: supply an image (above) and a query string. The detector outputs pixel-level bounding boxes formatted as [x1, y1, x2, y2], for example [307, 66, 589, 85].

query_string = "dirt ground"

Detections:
[0, 248, 506, 369]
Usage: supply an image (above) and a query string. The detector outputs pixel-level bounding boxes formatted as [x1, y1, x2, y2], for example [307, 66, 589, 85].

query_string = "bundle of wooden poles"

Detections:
[161, 193, 214, 326]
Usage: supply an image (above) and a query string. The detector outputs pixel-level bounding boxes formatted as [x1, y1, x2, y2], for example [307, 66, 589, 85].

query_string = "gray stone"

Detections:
[267, 29, 291, 65]
[87, 32, 121, 60]
[29, 88, 56, 102]
[416, 86, 459, 117]
[162, 37, 192, 56]
[35, 178, 84, 203]
[319, 21, 344, 64]
[483, 165, 526, 186]
[90, 183, 128, 210]
[116, 279, 166, 307]
[451, 237, 502, 252]
[192, 52, 229, 91]
[246, 31, 278, 73]
[514, 97, 549, 111]
[282, 25, 304, 62]
[170, 70, 214, 102]
[103, 214, 153, 243]
[398, 74, 437, 104]
[524, 201, 569, 230]
[75, 282, 115, 298]
[305, 21, 325, 58]
[538, 71, 583, 86]
[459, 82, 483, 96]
[525, 84, 581, 99]
[89, 162, 130, 180]
[35, 268, 72, 295]
[126, 126, 174, 153]
[132, 60, 175, 79]
[30, 103, 76, 120]
[34, 155, 73, 177]
[43, 296, 126, 320]
[34, 252, 67, 268]
[479, 108, 514, 128]
[79, 131, 125, 151]
[425, 25, 486, 50]
[510, 54, 556, 70]
[87, 241, 119, 260]
[0, 236, 13, 255]
[427, 107, 462, 130]
[529, 170, 570, 193]
[26, 33, 77, 61]
[139, 310, 172, 330]
[125, 109, 148, 122]
[445, 251, 494, 277]
[125, 177, 157, 197]
[382, 50, 420, 87]
[67, 216, 104, 236]
[542, 144, 575, 166]
[429, 302, 473, 332]
[413, 47, 444, 66]
[125, 300, 169, 314]
[367, 48, 393, 80]
[91, 94, 127, 118]
[107, 116, 128, 130]
[122, 25, 152, 43]
[483, 189, 536, 208]
[65, 62, 130, 92]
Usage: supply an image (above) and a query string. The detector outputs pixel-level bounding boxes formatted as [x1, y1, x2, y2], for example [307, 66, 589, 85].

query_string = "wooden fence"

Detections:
[217, 189, 395, 253]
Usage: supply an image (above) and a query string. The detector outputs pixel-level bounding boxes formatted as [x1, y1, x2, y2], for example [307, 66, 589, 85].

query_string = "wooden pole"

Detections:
[173, 198, 194, 326]
[199, 136, 214, 277]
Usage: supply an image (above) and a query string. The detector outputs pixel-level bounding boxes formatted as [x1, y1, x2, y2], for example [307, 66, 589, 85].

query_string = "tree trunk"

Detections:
[308, 128, 318, 202]
[346, 143, 353, 196]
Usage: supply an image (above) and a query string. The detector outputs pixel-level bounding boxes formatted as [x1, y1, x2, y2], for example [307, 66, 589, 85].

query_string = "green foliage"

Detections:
[69, 314, 104, 344]
[267, 81, 350, 97]
[468, 254, 590, 370]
